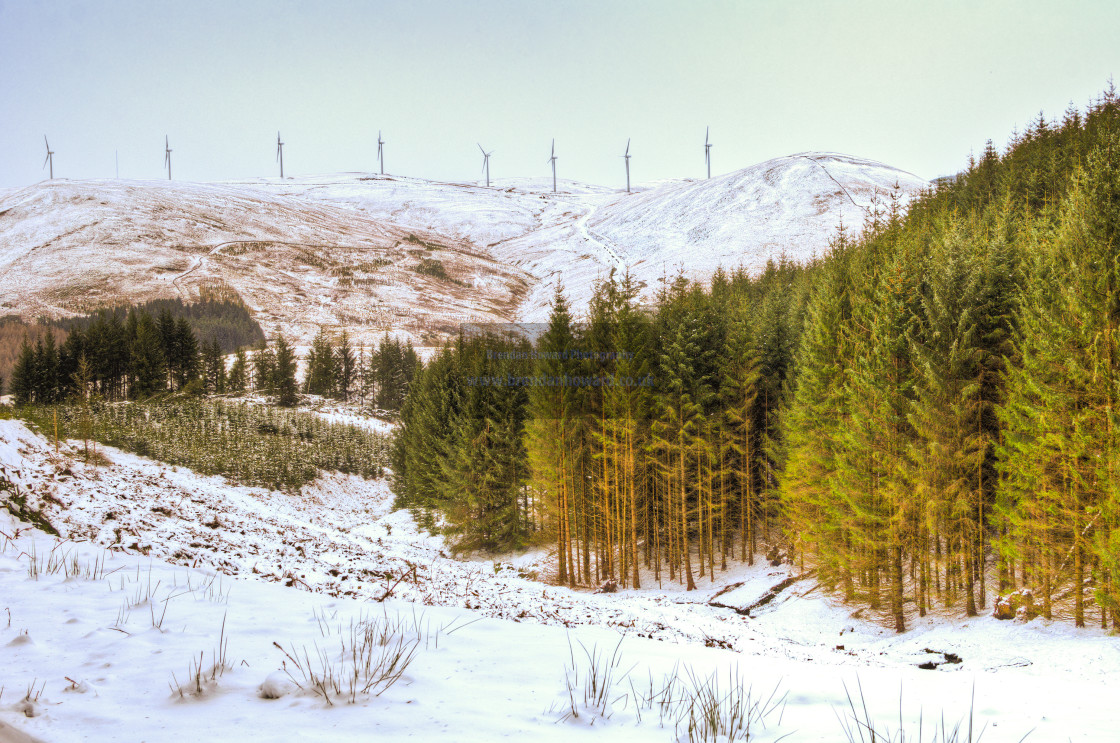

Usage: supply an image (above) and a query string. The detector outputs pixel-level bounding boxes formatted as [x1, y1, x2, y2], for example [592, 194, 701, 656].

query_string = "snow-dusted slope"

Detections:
[586, 153, 926, 299]
[0, 153, 926, 340]
[0, 179, 531, 346]
[2, 419, 1117, 742]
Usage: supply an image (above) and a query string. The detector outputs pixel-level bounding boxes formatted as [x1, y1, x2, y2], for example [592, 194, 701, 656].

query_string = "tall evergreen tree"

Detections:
[130, 313, 167, 399]
[336, 330, 355, 401]
[273, 335, 299, 407]
[227, 347, 249, 394]
[305, 327, 337, 397]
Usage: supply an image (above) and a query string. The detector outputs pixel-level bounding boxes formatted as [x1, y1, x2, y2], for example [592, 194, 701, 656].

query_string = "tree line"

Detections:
[9, 304, 418, 414]
[304, 328, 419, 412]
[393, 83, 1120, 631]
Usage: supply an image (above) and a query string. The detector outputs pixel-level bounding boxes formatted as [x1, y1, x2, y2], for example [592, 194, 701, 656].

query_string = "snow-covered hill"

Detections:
[0, 153, 926, 342]
[590, 152, 926, 286]
[0, 179, 531, 346]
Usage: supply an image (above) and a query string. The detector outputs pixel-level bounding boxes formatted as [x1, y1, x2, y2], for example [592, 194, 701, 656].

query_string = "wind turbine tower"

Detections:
[276, 131, 285, 178]
[623, 138, 631, 193]
[704, 126, 713, 179]
[43, 136, 55, 179]
[548, 139, 557, 193]
[377, 131, 385, 175]
[478, 143, 493, 187]
[164, 136, 172, 180]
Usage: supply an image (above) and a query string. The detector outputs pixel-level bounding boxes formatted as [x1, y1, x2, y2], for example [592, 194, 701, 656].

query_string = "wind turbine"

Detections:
[43, 136, 54, 179]
[704, 126, 713, 179]
[377, 131, 385, 175]
[547, 139, 557, 193]
[276, 131, 285, 178]
[164, 136, 172, 180]
[478, 143, 493, 187]
[623, 138, 631, 193]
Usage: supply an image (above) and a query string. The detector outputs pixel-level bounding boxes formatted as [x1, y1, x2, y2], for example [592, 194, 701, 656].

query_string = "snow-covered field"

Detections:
[1, 418, 1117, 742]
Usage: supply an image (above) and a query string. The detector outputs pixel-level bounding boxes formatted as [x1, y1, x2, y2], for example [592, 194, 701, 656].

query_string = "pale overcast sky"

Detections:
[1, 0, 1117, 189]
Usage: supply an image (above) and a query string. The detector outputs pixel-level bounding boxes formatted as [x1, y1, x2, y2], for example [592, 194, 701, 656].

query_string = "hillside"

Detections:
[245, 154, 928, 322]
[589, 152, 926, 286]
[0, 153, 926, 343]
[0, 179, 531, 347]
[1, 417, 1116, 741]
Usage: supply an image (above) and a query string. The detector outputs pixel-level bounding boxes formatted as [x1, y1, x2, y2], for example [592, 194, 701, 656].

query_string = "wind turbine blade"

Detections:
[705, 126, 709, 146]
[44, 135, 49, 151]
[43, 152, 50, 168]
[478, 143, 486, 156]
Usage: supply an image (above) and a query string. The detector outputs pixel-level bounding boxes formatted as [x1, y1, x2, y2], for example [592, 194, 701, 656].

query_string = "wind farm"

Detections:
[27, 124, 742, 189]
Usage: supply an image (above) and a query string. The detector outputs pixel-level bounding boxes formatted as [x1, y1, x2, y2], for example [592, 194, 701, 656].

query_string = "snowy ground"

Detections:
[1, 418, 1117, 742]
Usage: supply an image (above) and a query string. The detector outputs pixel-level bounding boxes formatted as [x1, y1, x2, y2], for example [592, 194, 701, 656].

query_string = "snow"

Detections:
[0, 154, 926, 346]
[1, 418, 1117, 741]
[0, 178, 532, 348]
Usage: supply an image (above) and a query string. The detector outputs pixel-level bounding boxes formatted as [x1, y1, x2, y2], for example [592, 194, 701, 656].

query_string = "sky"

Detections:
[1, 0, 1117, 189]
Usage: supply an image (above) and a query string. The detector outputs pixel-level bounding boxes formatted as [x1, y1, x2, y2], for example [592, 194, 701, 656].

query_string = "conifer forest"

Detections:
[394, 87, 1120, 631]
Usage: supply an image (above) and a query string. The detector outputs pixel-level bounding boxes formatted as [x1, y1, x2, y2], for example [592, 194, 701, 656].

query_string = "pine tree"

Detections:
[10, 337, 35, 405]
[781, 234, 854, 587]
[907, 218, 989, 617]
[251, 340, 276, 394]
[443, 335, 530, 552]
[305, 327, 337, 397]
[130, 313, 167, 399]
[227, 347, 249, 394]
[273, 335, 299, 407]
[336, 330, 355, 401]
[202, 339, 227, 394]
[171, 317, 200, 391]
[40, 330, 60, 403]
[527, 284, 579, 586]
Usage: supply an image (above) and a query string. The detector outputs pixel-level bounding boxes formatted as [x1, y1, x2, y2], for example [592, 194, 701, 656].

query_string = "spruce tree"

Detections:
[273, 335, 299, 407]
[527, 284, 579, 586]
[202, 339, 227, 394]
[336, 330, 355, 401]
[227, 347, 249, 394]
[10, 337, 35, 405]
[305, 327, 337, 397]
[251, 340, 276, 394]
[130, 313, 167, 399]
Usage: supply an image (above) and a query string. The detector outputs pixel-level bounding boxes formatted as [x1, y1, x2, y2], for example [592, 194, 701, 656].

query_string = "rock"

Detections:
[993, 595, 1015, 620]
[993, 590, 1039, 621]
[596, 579, 618, 594]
